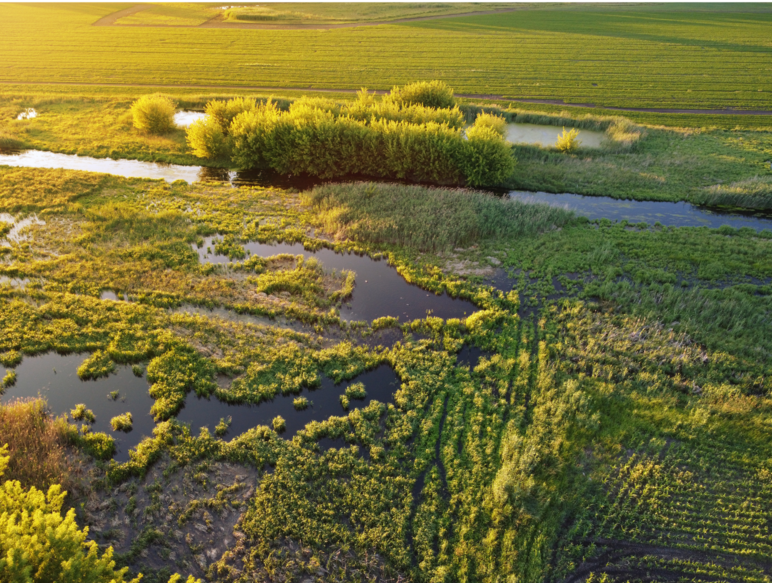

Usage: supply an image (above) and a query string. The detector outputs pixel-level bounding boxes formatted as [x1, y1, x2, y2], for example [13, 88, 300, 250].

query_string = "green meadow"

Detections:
[1, 4, 772, 583]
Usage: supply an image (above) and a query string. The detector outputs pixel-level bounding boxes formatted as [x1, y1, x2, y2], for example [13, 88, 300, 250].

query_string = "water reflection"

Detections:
[509, 190, 772, 232]
[505, 123, 606, 148]
[196, 236, 478, 322]
[0, 353, 155, 462]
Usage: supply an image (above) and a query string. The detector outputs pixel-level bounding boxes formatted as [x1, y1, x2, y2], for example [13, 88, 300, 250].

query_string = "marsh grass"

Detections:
[0, 398, 77, 490]
[304, 182, 575, 252]
[694, 176, 772, 211]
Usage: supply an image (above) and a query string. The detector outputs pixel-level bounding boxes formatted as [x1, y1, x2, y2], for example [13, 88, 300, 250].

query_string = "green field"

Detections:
[2, 3, 772, 110]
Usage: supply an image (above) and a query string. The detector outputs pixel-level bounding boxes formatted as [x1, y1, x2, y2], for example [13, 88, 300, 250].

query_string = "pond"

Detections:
[196, 236, 479, 322]
[0, 352, 155, 462]
[509, 190, 772, 232]
[505, 123, 606, 149]
[16, 108, 37, 120]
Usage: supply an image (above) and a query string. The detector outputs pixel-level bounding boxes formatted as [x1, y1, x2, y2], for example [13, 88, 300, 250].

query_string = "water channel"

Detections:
[1, 147, 769, 232]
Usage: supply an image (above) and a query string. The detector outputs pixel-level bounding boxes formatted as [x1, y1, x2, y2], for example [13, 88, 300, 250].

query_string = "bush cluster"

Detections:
[130, 94, 177, 135]
[187, 82, 515, 187]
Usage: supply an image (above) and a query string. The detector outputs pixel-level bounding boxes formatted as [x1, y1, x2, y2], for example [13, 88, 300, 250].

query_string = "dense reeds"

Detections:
[303, 182, 575, 252]
[692, 176, 772, 210]
[0, 398, 74, 490]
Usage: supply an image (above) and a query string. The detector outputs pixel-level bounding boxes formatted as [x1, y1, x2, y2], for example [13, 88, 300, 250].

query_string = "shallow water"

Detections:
[509, 190, 772, 232]
[177, 364, 399, 441]
[196, 236, 478, 322]
[0, 353, 155, 462]
[505, 123, 606, 149]
[0, 149, 203, 183]
[174, 110, 207, 128]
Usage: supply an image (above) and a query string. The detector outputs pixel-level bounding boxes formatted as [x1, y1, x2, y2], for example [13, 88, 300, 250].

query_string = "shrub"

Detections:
[110, 413, 133, 432]
[131, 94, 177, 135]
[462, 125, 516, 187]
[187, 116, 229, 159]
[205, 96, 256, 133]
[385, 80, 456, 109]
[471, 112, 507, 137]
[339, 395, 350, 410]
[555, 127, 581, 153]
[272, 416, 286, 432]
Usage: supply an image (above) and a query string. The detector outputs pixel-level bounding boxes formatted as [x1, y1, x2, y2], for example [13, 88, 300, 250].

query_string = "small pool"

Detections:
[196, 236, 479, 322]
[505, 123, 606, 149]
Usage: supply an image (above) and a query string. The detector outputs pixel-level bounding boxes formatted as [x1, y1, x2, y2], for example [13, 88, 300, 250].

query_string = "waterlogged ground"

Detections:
[1, 167, 771, 583]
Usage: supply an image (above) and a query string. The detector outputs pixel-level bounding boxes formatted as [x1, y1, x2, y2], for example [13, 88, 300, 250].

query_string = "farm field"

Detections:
[1, 3, 772, 110]
[2, 5, 772, 583]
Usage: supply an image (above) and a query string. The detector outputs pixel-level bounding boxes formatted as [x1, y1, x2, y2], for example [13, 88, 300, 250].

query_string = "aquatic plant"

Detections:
[110, 412, 133, 432]
[345, 382, 366, 400]
[214, 416, 232, 437]
[272, 416, 286, 432]
[130, 93, 177, 135]
[77, 350, 115, 381]
[1, 370, 16, 390]
[293, 396, 310, 410]
[71, 403, 95, 423]
[555, 126, 581, 152]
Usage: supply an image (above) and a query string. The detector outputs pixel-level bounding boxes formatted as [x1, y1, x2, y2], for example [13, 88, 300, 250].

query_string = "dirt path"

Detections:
[92, 4, 524, 30]
[92, 4, 152, 27]
[4, 80, 772, 116]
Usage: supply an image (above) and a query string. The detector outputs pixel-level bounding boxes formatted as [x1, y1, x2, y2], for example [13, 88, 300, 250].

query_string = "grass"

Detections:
[1, 4, 772, 111]
[304, 182, 576, 252]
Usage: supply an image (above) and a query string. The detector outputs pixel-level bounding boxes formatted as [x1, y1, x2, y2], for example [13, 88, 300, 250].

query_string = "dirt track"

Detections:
[92, 4, 524, 30]
[4, 80, 772, 116]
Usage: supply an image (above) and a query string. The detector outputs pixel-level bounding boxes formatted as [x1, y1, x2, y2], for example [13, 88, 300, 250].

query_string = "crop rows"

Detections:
[1, 4, 771, 109]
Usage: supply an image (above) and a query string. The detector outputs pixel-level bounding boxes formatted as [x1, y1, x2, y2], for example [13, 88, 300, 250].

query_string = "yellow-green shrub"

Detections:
[385, 80, 456, 109]
[472, 112, 507, 137]
[130, 94, 176, 135]
[186, 116, 228, 159]
[555, 126, 581, 153]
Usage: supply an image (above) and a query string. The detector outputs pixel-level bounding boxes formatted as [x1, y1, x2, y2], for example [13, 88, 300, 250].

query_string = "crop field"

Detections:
[2, 3, 772, 110]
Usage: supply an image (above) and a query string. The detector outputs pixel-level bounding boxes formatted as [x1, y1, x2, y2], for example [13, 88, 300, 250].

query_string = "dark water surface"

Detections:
[196, 236, 478, 322]
[176, 364, 399, 441]
[0, 353, 155, 462]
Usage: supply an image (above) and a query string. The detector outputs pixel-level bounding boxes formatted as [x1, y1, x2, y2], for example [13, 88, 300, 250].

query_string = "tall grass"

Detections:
[692, 176, 772, 210]
[0, 398, 75, 491]
[303, 182, 575, 252]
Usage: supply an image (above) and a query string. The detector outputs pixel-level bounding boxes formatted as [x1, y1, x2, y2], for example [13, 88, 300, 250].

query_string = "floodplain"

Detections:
[1, 4, 772, 583]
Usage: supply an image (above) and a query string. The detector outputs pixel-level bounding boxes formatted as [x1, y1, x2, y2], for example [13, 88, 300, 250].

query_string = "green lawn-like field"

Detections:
[2, 3, 772, 110]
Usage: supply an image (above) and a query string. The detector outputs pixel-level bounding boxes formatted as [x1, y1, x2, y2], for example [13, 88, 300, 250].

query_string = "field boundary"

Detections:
[4, 81, 772, 116]
[92, 4, 524, 30]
